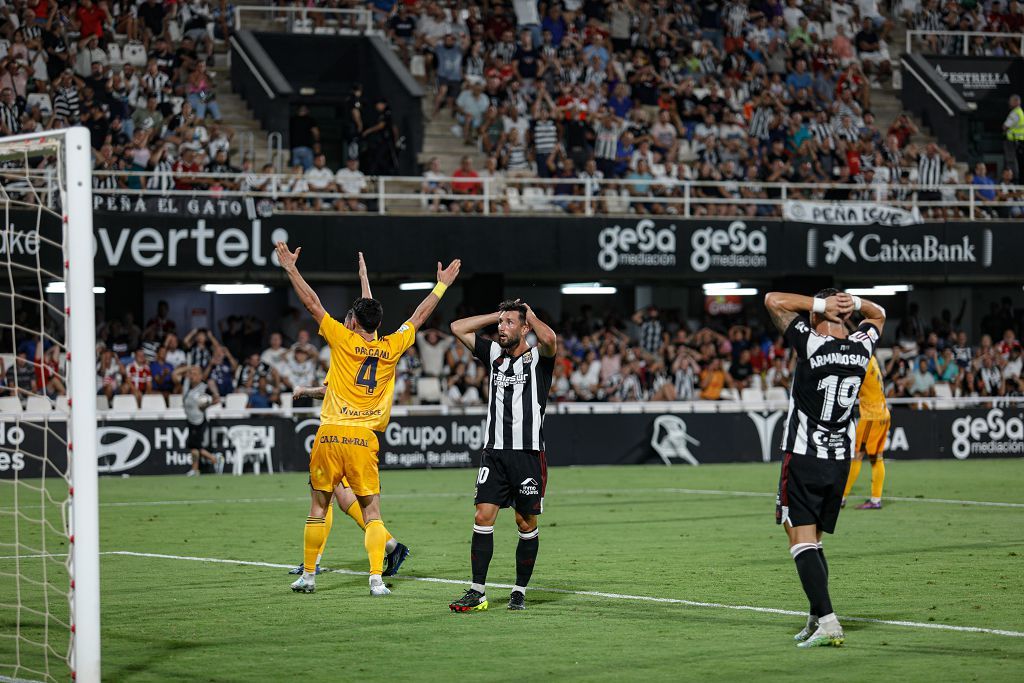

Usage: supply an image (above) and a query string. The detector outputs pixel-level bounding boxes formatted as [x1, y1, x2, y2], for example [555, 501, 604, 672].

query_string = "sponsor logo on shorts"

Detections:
[520, 477, 539, 496]
[320, 435, 340, 444]
[342, 436, 369, 447]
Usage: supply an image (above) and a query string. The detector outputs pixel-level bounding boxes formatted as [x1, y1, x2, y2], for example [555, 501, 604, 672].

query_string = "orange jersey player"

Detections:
[843, 355, 890, 509]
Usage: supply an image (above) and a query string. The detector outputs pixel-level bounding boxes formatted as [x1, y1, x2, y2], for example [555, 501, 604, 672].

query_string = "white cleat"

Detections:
[794, 617, 818, 641]
[369, 578, 391, 596]
[796, 626, 845, 648]
[290, 575, 315, 593]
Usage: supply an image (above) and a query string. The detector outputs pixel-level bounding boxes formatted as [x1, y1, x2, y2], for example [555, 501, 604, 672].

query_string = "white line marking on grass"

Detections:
[104, 551, 1024, 639]
[0, 675, 47, 683]
[3, 487, 1016, 512]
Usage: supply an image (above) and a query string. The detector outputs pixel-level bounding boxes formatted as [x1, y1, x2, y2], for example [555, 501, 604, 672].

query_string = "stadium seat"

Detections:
[874, 347, 893, 366]
[140, 394, 167, 411]
[121, 41, 147, 67]
[0, 396, 23, 413]
[764, 387, 789, 405]
[719, 388, 740, 402]
[110, 395, 139, 413]
[24, 395, 53, 413]
[96, 395, 110, 411]
[279, 392, 293, 410]
[55, 395, 70, 413]
[228, 425, 274, 475]
[168, 394, 184, 409]
[417, 377, 442, 404]
[0, 353, 14, 371]
[933, 383, 956, 409]
[0, 39, 9, 60]
[107, 42, 123, 65]
[522, 187, 552, 211]
[225, 393, 249, 410]
[741, 388, 766, 409]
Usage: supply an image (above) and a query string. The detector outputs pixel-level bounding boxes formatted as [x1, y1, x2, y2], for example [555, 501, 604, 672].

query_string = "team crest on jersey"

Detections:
[522, 351, 533, 364]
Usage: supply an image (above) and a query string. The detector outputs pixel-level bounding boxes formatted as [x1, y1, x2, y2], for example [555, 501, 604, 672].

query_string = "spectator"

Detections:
[150, 346, 175, 396]
[289, 105, 319, 171]
[4, 351, 37, 399]
[417, 329, 452, 378]
[455, 79, 489, 144]
[126, 348, 153, 403]
[700, 358, 734, 400]
[451, 155, 482, 213]
[335, 158, 369, 212]
[236, 352, 279, 399]
[206, 346, 237, 397]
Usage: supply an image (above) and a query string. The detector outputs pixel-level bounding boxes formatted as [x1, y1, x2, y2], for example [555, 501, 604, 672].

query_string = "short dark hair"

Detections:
[497, 299, 527, 323]
[814, 287, 840, 300]
[350, 297, 383, 332]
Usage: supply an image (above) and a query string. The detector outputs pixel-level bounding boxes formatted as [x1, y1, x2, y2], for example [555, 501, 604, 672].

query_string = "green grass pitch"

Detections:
[2, 459, 1023, 682]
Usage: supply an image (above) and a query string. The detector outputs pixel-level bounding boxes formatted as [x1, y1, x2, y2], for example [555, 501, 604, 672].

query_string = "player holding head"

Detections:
[448, 299, 557, 612]
[287, 253, 409, 578]
[277, 241, 460, 595]
[842, 353, 889, 509]
[765, 287, 886, 648]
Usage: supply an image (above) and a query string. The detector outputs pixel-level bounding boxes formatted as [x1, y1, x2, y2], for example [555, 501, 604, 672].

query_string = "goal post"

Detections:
[0, 126, 99, 683]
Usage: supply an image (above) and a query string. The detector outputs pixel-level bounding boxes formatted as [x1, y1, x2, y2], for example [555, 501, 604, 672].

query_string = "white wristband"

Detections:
[851, 295, 863, 312]
[812, 298, 827, 314]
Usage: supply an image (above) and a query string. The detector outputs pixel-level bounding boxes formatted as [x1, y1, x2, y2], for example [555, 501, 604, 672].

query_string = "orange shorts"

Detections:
[855, 418, 890, 458]
[309, 424, 380, 496]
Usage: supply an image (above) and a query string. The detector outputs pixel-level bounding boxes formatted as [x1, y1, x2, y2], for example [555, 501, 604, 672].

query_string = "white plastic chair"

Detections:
[228, 425, 275, 475]
[933, 382, 956, 409]
[0, 396, 23, 413]
[55, 395, 70, 413]
[764, 387, 789, 405]
[24, 395, 53, 413]
[110, 394, 139, 413]
[741, 387, 766, 409]
[225, 393, 250, 410]
[96, 395, 110, 411]
[417, 377, 442, 404]
[168, 393, 184, 409]
[651, 414, 700, 466]
[140, 394, 167, 411]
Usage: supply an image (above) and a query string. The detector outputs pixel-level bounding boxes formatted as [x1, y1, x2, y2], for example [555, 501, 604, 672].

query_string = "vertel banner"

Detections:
[1, 409, 1020, 479]
[4, 210, 1022, 279]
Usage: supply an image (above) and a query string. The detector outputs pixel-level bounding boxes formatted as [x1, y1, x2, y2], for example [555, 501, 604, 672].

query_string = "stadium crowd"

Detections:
[3, 296, 1022, 409]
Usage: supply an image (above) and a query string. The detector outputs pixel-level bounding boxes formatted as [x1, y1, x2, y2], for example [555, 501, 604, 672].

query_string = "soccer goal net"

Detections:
[0, 128, 99, 683]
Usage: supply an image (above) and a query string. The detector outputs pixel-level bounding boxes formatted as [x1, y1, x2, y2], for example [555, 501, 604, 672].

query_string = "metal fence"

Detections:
[905, 29, 1024, 56]
[79, 170, 1024, 220]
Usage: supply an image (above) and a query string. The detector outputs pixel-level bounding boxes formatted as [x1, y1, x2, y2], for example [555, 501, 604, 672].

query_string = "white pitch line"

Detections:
[104, 550, 1024, 639]
[2, 486, 1019, 511]
[0, 674, 47, 683]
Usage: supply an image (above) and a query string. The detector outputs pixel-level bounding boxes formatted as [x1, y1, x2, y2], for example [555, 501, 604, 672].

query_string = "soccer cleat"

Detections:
[796, 627, 845, 648]
[507, 591, 526, 611]
[369, 581, 391, 597]
[214, 454, 225, 475]
[383, 543, 410, 577]
[288, 564, 325, 575]
[290, 576, 315, 593]
[449, 589, 488, 613]
[794, 617, 818, 642]
[185, 469, 198, 477]
[840, 498, 846, 509]
[856, 500, 882, 510]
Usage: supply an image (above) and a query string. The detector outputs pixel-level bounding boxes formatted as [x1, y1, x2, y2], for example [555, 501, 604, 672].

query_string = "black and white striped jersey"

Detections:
[473, 336, 554, 452]
[780, 317, 879, 460]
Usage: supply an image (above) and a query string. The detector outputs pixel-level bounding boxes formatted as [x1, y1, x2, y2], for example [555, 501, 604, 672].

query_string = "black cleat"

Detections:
[449, 589, 488, 612]
[383, 543, 410, 577]
[507, 591, 526, 611]
[288, 563, 325, 575]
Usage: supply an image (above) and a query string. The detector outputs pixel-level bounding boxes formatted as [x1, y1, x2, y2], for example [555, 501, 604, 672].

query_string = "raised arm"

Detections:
[451, 311, 500, 353]
[763, 291, 852, 334]
[520, 300, 556, 357]
[855, 296, 887, 336]
[358, 251, 372, 299]
[276, 241, 326, 324]
[293, 385, 327, 401]
[406, 259, 462, 331]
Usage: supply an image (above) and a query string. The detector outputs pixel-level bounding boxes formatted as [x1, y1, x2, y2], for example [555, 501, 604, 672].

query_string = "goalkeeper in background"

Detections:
[286, 253, 410, 577]
[843, 354, 889, 509]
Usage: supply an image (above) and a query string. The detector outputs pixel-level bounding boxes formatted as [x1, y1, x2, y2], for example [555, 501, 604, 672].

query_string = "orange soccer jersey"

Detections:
[307, 313, 415, 494]
[858, 356, 889, 422]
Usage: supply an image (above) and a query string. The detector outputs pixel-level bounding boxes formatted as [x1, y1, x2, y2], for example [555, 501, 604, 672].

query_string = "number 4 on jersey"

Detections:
[355, 357, 379, 394]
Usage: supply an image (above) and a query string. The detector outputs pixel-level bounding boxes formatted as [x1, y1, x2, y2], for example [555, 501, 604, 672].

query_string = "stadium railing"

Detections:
[82, 170, 1024, 220]
[232, 4, 378, 35]
[38, 394, 1019, 420]
[904, 29, 1024, 55]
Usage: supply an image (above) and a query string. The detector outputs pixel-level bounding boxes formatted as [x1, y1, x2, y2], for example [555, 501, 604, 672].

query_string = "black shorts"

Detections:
[775, 452, 850, 534]
[186, 423, 208, 451]
[474, 449, 547, 517]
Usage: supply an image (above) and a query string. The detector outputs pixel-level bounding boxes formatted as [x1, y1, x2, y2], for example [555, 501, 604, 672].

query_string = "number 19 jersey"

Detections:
[318, 313, 416, 431]
[780, 317, 879, 460]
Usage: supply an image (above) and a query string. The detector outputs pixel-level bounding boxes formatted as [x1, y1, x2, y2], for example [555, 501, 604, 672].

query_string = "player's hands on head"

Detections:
[275, 241, 300, 270]
[823, 294, 854, 323]
[437, 258, 461, 286]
